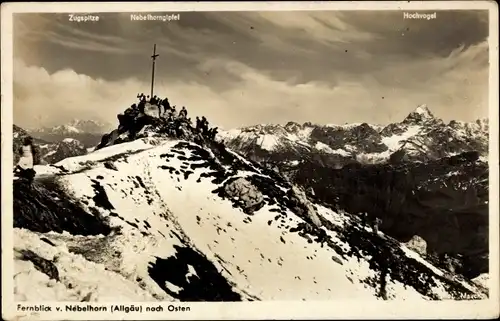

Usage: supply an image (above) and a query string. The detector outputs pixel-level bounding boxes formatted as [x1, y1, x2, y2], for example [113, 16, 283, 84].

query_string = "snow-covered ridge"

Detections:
[14, 137, 486, 301]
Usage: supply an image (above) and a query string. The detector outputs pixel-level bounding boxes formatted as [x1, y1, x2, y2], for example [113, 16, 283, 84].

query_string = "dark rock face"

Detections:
[309, 123, 387, 154]
[380, 123, 406, 137]
[148, 245, 242, 301]
[291, 152, 488, 278]
[17, 249, 60, 282]
[43, 139, 88, 164]
[13, 177, 112, 236]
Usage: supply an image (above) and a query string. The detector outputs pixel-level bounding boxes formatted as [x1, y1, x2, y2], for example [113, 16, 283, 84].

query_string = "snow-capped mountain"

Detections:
[13, 135, 488, 302]
[217, 105, 489, 166]
[382, 105, 488, 163]
[42, 138, 88, 164]
[29, 119, 113, 148]
[14, 125, 88, 165]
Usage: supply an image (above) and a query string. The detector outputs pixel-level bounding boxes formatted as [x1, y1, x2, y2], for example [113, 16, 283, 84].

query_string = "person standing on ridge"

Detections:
[179, 106, 187, 119]
[138, 98, 146, 114]
[195, 117, 201, 133]
[166, 106, 176, 122]
[162, 98, 172, 115]
[201, 116, 209, 135]
[371, 216, 382, 235]
[360, 212, 368, 228]
[210, 127, 219, 140]
[14, 136, 38, 185]
[157, 98, 163, 117]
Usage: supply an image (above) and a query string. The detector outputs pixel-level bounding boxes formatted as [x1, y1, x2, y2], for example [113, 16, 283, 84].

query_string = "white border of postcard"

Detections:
[2, 1, 499, 320]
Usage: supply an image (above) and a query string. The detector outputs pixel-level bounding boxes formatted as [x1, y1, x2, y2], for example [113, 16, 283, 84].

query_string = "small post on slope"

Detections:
[150, 44, 159, 98]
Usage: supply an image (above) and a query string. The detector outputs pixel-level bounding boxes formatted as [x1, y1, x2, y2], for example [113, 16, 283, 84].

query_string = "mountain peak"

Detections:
[413, 104, 433, 117]
[403, 104, 438, 125]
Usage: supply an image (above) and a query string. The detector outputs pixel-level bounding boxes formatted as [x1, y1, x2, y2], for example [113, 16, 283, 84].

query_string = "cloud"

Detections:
[13, 10, 488, 92]
[254, 11, 378, 45]
[13, 37, 488, 131]
[13, 59, 145, 129]
[368, 40, 489, 122]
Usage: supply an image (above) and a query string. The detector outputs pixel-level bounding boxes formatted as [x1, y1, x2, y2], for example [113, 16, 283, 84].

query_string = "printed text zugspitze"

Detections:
[68, 14, 100, 22]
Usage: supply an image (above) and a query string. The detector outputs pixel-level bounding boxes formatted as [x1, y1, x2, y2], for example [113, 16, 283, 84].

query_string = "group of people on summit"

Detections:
[131, 93, 218, 140]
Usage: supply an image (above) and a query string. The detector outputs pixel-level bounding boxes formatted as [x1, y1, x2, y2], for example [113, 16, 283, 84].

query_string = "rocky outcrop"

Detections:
[16, 249, 60, 282]
[310, 122, 387, 154]
[223, 177, 265, 215]
[404, 235, 427, 256]
[96, 105, 202, 151]
[289, 185, 322, 228]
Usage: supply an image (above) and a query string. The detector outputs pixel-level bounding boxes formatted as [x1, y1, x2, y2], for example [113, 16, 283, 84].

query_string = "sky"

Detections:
[12, 9, 490, 130]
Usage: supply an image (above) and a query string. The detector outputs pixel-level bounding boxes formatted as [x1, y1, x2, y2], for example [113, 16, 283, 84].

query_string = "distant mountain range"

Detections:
[28, 119, 112, 148]
[217, 105, 489, 167]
